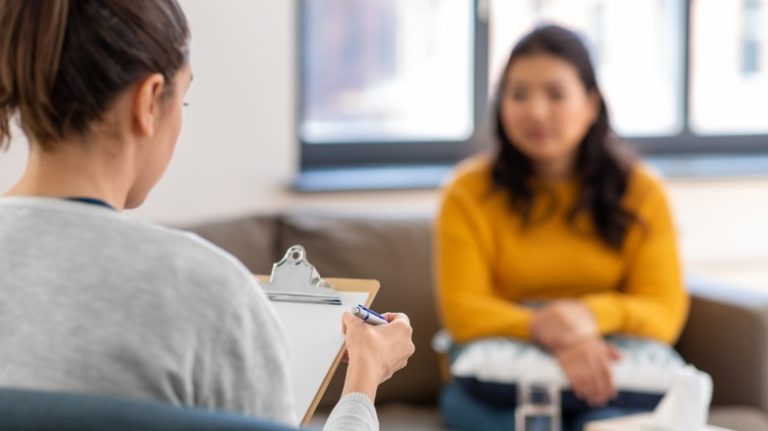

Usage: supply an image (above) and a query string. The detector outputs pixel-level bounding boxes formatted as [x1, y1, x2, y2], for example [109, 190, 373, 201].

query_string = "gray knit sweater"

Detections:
[0, 197, 377, 430]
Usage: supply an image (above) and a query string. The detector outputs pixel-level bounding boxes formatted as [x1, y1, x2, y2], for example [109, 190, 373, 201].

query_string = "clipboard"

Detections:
[257, 246, 379, 425]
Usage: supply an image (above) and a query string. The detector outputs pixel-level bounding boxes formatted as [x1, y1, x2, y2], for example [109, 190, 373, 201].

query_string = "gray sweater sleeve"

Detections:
[323, 393, 379, 431]
[189, 252, 297, 425]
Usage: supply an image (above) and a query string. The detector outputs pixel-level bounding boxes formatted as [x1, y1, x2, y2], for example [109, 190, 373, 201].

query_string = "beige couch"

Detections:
[188, 211, 768, 431]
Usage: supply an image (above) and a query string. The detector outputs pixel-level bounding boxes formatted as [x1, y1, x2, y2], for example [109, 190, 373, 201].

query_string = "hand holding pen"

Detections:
[340, 305, 390, 365]
[351, 304, 388, 325]
[340, 305, 415, 400]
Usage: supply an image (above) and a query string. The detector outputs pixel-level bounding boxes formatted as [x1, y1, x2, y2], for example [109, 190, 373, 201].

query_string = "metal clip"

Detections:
[262, 245, 342, 305]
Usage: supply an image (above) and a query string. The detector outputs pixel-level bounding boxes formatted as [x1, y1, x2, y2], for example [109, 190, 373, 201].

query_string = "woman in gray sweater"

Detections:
[0, 1, 414, 430]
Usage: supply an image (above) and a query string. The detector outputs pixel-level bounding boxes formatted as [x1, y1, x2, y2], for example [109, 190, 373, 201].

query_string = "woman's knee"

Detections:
[440, 382, 517, 431]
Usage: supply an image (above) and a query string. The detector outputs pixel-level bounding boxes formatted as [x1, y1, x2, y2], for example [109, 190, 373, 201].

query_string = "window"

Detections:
[297, 0, 768, 188]
[301, 0, 474, 144]
[690, 0, 768, 135]
[741, 0, 762, 74]
[299, 0, 482, 171]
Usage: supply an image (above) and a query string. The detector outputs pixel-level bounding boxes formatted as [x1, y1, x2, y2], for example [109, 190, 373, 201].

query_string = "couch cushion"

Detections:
[277, 212, 441, 407]
[185, 215, 279, 275]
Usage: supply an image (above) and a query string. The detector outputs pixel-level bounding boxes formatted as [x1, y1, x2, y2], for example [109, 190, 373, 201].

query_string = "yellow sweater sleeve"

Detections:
[436, 184, 534, 343]
[581, 182, 689, 344]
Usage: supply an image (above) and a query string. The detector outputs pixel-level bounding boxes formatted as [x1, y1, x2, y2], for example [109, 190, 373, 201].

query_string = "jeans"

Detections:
[440, 381, 652, 431]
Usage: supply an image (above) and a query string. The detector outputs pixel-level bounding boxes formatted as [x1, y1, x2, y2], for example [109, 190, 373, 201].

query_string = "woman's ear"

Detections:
[133, 73, 166, 137]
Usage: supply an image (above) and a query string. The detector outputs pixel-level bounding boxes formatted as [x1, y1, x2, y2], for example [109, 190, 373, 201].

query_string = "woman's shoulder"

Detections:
[625, 163, 671, 211]
[442, 154, 495, 196]
[147, 226, 277, 316]
[156, 226, 257, 283]
[111, 221, 262, 302]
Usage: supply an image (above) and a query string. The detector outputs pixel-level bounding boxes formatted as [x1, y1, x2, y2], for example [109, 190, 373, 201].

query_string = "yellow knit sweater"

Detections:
[435, 156, 689, 345]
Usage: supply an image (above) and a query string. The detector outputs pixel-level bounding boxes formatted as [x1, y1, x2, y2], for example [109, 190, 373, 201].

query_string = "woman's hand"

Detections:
[530, 300, 598, 351]
[554, 337, 621, 407]
[340, 312, 415, 401]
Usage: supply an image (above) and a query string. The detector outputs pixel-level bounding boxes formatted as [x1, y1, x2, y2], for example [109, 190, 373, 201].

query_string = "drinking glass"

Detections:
[515, 381, 561, 431]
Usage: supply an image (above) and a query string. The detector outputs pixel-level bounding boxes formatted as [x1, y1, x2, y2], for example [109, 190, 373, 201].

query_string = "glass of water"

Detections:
[516, 381, 561, 431]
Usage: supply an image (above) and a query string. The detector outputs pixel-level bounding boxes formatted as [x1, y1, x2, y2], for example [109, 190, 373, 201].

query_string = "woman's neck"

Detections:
[5, 139, 135, 210]
[533, 155, 577, 184]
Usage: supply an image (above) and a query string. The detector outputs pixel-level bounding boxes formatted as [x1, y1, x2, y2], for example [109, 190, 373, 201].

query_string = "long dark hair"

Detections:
[491, 25, 637, 250]
[0, 0, 190, 151]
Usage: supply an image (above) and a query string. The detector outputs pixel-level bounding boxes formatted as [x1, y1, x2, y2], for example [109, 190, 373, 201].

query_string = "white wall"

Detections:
[146, 0, 298, 223]
[0, 133, 26, 196]
[0, 0, 301, 225]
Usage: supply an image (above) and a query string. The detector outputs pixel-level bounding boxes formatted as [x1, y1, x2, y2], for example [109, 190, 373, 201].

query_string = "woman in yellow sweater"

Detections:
[436, 25, 689, 431]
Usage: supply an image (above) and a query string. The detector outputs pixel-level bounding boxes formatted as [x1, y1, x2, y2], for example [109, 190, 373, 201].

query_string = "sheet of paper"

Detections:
[272, 291, 370, 422]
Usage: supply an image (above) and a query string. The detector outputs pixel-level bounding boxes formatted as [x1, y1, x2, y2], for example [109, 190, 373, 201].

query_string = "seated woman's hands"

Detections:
[531, 300, 620, 406]
[530, 300, 598, 351]
[555, 337, 621, 407]
[340, 312, 415, 401]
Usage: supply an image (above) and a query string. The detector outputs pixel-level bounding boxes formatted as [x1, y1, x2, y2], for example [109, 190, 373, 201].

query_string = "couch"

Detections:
[188, 211, 768, 431]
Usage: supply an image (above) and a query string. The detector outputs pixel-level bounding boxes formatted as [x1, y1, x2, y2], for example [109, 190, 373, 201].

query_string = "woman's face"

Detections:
[500, 53, 598, 173]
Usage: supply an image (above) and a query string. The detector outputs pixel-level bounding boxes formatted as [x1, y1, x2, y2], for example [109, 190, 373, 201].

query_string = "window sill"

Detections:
[292, 165, 454, 192]
[646, 153, 768, 178]
[292, 154, 768, 192]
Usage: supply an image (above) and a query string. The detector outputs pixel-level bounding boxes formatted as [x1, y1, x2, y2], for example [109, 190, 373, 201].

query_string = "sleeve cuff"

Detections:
[581, 293, 625, 335]
[338, 392, 376, 412]
[324, 392, 379, 431]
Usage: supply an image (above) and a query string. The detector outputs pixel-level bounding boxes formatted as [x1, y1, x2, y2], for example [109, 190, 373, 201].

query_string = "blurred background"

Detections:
[0, 0, 765, 290]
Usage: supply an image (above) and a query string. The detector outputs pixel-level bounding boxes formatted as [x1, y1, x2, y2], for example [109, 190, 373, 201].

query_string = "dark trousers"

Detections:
[439, 379, 659, 431]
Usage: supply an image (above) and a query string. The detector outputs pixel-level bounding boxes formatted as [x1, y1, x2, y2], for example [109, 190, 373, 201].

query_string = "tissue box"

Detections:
[585, 413, 733, 431]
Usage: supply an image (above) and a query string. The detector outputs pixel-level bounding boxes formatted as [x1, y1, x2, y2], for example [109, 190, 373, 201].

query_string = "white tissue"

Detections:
[645, 365, 713, 431]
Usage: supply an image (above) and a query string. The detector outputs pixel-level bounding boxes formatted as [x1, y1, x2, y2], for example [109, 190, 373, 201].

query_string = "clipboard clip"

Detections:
[262, 245, 342, 305]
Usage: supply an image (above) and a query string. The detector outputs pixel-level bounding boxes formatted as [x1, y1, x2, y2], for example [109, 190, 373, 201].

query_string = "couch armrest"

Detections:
[677, 277, 768, 412]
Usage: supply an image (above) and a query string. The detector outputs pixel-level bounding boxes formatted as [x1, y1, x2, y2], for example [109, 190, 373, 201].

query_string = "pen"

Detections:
[351, 304, 388, 325]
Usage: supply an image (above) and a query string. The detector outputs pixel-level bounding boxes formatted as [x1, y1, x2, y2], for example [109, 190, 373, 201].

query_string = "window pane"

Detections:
[489, 0, 685, 137]
[691, 0, 768, 135]
[300, 0, 474, 144]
